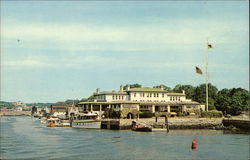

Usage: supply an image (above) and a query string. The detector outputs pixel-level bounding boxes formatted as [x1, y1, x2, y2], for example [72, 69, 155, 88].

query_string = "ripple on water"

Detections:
[1, 117, 249, 160]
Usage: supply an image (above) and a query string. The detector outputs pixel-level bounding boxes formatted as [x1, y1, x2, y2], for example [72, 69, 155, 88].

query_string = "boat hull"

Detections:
[72, 120, 101, 129]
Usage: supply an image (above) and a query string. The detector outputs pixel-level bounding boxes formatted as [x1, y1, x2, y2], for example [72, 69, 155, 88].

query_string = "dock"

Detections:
[222, 119, 250, 130]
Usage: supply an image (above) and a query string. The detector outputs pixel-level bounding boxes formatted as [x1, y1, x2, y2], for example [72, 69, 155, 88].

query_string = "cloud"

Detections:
[2, 59, 52, 68]
[2, 18, 248, 52]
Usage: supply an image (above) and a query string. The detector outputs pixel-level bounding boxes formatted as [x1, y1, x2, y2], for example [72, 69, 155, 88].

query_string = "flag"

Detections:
[207, 44, 213, 48]
[195, 66, 203, 75]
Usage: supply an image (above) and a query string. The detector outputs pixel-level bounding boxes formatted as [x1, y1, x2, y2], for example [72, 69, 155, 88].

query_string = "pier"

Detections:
[100, 117, 224, 130]
[101, 119, 133, 130]
[222, 119, 250, 130]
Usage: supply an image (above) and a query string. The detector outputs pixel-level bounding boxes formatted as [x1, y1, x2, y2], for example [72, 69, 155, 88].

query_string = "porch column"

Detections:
[90, 104, 93, 112]
[182, 105, 186, 112]
[100, 104, 102, 111]
[167, 105, 171, 113]
[151, 105, 155, 113]
[120, 104, 123, 110]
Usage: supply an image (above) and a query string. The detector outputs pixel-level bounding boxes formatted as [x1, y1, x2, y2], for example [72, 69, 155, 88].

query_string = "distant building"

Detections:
[15, 107, 23, 111]
[13, 101, 27, 108]
[78, 85, 204, 119]
[50, 104, 67, 117]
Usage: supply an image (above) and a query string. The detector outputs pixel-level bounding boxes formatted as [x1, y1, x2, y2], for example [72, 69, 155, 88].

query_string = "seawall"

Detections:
[101, 117, 224, 130]
[222, 119, 250, 130]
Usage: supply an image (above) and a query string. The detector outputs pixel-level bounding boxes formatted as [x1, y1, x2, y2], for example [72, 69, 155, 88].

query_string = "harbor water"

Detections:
[0, 116, 249, 160]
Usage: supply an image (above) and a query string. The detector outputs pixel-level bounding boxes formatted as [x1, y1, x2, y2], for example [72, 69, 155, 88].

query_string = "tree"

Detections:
[215, 89, 231, 114]
[153, 84, 171, 92]
[193, 83, 218, 110]
[173, 84, 195, 99]
[123, 84, 142, 90]
[215, 88, 249, 115]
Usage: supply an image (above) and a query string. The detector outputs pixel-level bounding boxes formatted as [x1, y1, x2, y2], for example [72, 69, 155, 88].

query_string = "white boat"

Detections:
[40, 117, 47, 124]
[61, 119, 71, 127]
[47, 117, 61, 127]
[47, 117, 71, 127]
[71, 113, 101, 129]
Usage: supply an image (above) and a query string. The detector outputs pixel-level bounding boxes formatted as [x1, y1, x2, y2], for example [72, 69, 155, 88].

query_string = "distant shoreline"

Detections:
[0, 111, 31, 116]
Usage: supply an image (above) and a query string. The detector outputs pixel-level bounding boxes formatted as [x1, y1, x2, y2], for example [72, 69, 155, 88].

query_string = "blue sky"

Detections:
[1, 1, 249, 103]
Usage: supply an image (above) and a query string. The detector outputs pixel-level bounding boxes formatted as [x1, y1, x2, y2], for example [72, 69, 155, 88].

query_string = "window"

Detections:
[113, 96, 115, 100]
[162, 93, 164, 98]
[156, 93, 159, 97]
[134, 93, 136, 97]
[170, 97, 172, 101]
[143, 93, 145, 97]
[149, 93, 152, 97]
[178, 97, 180, 101]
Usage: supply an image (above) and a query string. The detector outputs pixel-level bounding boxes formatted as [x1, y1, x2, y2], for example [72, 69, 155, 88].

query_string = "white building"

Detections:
[78, 85, 204, 118]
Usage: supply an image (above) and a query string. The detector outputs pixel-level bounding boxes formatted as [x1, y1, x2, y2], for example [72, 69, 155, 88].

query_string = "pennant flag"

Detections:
[195, 66, 203, 75]
[207, 44, 213, 48]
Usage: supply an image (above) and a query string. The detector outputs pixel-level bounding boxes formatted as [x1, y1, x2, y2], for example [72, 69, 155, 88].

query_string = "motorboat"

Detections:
[71, 113, 101, 129]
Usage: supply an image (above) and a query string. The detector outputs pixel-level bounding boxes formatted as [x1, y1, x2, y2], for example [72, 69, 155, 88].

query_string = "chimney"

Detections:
[160, 85, 164, 90]
[96, 88, 100, 94]
[126, 85, 130, 91]
[120, 85, 124, 92]
[182, 90, 185, 94]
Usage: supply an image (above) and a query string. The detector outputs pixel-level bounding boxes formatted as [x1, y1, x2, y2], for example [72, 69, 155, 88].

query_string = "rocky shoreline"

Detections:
[139, 117, 224, 130]
[117, 117, 249, 131]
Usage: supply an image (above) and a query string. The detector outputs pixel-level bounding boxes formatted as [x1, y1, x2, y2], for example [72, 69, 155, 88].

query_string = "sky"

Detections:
[1, 1, 249, 103]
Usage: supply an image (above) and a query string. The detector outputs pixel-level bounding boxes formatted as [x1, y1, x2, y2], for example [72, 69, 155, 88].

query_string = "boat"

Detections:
[60, 119, 71, 127]
[47, 117, 61, 127]
[71, 113, 101, 129]
[40, 117, 47, 124]
[47, 117, 71, 127]
[132, 120, 152, 132]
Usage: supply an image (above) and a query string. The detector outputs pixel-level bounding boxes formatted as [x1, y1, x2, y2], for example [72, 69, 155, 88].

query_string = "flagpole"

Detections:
[205, 38, 209, 111]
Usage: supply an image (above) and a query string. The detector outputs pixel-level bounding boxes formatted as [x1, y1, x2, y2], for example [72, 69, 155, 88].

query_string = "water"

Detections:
[0, 116, 249, 160]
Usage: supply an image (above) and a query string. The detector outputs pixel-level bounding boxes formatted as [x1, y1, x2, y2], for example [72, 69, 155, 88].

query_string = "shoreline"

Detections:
[1, 114, 249, 131]
[0, 111, 31, 116]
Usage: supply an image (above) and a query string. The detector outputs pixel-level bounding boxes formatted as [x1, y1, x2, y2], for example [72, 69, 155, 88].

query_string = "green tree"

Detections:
[153, 84, 172, 92]
[123, 84, 142, 90]
[193, 83, 218, 110]
[215, 89, 231, 114]
[215, 88, 249, 115]
[173, 84, 195, 99]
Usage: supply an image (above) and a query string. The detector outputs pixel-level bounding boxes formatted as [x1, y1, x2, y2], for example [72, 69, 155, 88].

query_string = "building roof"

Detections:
[78, 100, 200, 105]
[93, 87, 185, 95]
[166, 93, 185, 96]
[78, 101, 139, 105]
[94, 91, 127, 96]
[128, 87, 167, 92]
[138, 101, 200, 105]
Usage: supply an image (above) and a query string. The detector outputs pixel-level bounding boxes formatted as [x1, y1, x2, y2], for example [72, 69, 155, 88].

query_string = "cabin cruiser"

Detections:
[47, 117, 70, 127]
[71, 113, 101, 129]
[47, 117, 61, 127]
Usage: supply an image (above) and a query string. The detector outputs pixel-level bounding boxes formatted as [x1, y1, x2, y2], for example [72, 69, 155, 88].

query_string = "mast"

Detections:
[205, 38, 209, 111]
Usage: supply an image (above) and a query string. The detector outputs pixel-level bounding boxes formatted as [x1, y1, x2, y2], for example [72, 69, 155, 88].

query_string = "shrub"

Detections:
[177, 112, 187, 117]
[200, 110, 223, 118]
[139, 112, 154, 118]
